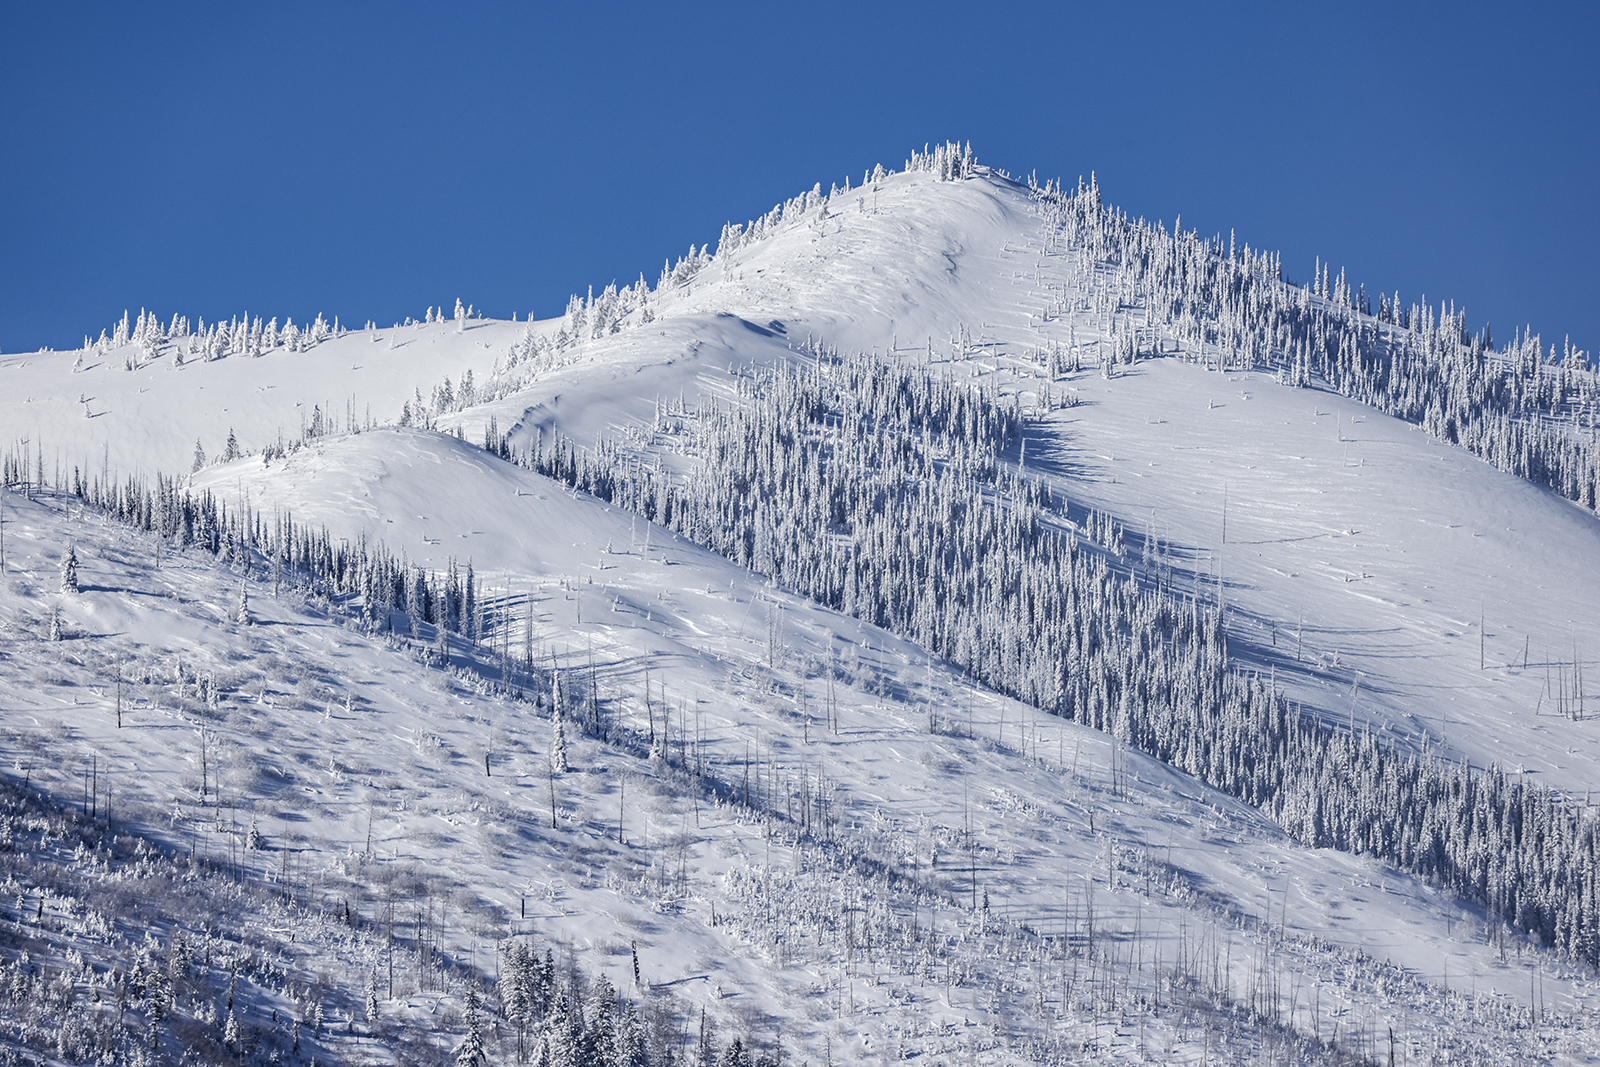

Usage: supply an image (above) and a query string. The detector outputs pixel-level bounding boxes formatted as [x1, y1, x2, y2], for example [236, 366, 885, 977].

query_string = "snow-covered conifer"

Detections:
[616, 1001, 646, 1067]
[547, 990, 582, 1067]
[587, 975, 617, 1067]
[454, 987, 485, 1067]
[718, 1037, 751, 1067]
[60, 543, 78, 593]
[551, 703, 570, 774]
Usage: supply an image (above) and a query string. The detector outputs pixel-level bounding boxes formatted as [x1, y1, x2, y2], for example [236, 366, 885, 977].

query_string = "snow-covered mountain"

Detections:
[2, 143, 1598, 1065]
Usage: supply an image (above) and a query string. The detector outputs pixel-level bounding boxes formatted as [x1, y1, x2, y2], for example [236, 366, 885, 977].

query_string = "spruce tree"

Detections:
[454, 987, 486, 1067]
[60, 543, 78, 593]
[587, 975, 617, 1067]
[551, 704, 570, 774]
[616, 1001, 646, 1067]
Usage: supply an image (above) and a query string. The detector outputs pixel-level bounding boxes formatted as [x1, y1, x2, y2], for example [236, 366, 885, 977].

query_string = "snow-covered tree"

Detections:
[454, 987, 485, 1067]
[615, 1001, 646, 1067]
[551, 702, 570, 774]
[60, 544, 78, 593]
[587, 975, 617, 1067]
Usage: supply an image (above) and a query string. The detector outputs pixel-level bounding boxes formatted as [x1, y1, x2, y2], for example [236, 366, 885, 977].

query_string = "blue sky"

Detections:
[3, 2, 1596, 356]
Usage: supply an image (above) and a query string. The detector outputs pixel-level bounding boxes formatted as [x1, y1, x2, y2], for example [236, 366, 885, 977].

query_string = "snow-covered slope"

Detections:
[3, 148, 1599, 1064]
[6, 466, 1594, 1064]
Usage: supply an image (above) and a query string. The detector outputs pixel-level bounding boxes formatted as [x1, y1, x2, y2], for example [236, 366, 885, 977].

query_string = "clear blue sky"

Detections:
[3, 2, 1596, 357]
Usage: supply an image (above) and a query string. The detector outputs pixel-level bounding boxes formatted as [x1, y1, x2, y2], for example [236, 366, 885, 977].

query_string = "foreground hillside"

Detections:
[4, 468, 1596, 1065]
[3, 143, 1599, 1064]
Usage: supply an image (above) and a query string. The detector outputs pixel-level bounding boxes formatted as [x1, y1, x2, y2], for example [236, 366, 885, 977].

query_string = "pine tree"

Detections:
[615, 1001, 646, 1067]
[548, 990, 582, 1067]
[718, 1038, 751, 1067]
[455, 987, 486, 1067]
[502, 941, 535, 1059]
[223, 429, 241, 462]
[235, 578, 250, 625]
[48, 604, 62, 642]
[60, 543, 78, 593]
[192, 439, 207, 473]
[587, 975, 617, 1067]
[551, 703, 570, 774]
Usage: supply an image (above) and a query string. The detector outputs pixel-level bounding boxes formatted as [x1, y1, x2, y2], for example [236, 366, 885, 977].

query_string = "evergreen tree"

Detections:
[551, 702, 570, 774]
[615, 1001, 647, 1067]
[60, 543, 78, 593]
[548, 990, 583, 1067]
[587, 975, 617, 1067]
[235, 578, 250, 625]
[502, 941, 535, 1060]
[718, 1038, 751, 1067]
[455, 987, 486, 1067]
